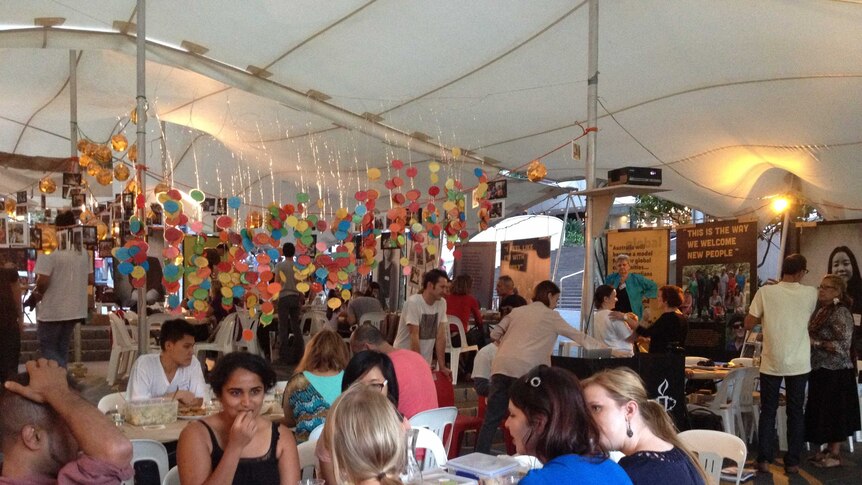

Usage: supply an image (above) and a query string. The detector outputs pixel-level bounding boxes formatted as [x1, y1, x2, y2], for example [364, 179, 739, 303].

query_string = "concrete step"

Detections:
[20, 326, 113, 363]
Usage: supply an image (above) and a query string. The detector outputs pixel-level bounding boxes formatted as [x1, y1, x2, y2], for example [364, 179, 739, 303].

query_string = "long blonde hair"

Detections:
[582, 368, 708, 483]
[326, 384, 405, 485]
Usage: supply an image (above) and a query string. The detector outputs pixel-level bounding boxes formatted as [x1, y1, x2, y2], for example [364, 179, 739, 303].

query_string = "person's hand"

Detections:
[227, 411, 258, 450]
[175, 390, 197, 406]
[609, 311, 626, 320]
[3, 359, 71, 404]
[437, 365, 452, 380]
[23, 293, 39, 311]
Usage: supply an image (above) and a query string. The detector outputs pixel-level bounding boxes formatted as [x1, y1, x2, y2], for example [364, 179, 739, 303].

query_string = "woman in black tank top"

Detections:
[177, 353, 300, 484]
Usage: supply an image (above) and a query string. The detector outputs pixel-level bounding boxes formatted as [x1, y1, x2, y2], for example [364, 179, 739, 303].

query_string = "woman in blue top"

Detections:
[283, 329, 349, 442]
[583, 368, 707, 485]
[605, 254, 658, 320]
[506, 365, 632, 485]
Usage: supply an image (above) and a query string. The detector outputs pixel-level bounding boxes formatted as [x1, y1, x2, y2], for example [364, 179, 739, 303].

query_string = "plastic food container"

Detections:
[446, 453, 521, 483]
[124, 398, 178, 426]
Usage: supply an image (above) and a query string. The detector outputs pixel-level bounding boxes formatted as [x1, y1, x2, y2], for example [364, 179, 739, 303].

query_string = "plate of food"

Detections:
[177, 406, 208, 420]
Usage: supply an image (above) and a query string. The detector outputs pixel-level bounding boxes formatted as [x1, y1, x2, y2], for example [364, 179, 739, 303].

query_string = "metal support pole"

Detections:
[581, 0, 600, 331]
[135, 0, 149, 355]
[69, 49, 86, 376]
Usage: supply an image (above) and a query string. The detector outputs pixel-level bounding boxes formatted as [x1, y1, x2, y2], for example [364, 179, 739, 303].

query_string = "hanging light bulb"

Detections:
[114, 163, 130, 182]
[526, 159, 547, 182]
[39, 177, 57, 194]
[153, 182, 170, 195]
[96, 168, 113, 185]
[111, 134, 128, 152]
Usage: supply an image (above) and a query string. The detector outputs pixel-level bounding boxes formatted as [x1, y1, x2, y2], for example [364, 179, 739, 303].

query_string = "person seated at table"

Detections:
[582, 367, 707, 485]
[127, 318, 207, 407]
[350, 324, 437, 418]
[177, 352, 300, 485]
[344, 285, 385, 326]
[445, 273, 484, 333]
[471, 341, 497, 397]
[0, 359, 134, 484]
[593, 284, 638, 355]
[496, 275, 527, 317]
[283, 329, 349, 443]
[327, 384, 406, 485]
[506, 365, 632, 484]
[633, 285, 688, 354]
[317, 350, 406, 485]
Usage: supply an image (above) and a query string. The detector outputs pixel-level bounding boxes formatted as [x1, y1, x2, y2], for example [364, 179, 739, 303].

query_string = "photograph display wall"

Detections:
[797, 220, 862, 319]
[607, 228, 670, 323]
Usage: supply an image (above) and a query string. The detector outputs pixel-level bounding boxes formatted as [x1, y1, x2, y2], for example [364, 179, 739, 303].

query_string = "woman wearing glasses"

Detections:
[804, 274, 860, 468]
[317, 350, 406, 484]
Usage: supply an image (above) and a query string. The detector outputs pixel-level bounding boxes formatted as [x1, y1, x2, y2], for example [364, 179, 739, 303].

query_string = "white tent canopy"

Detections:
[470, 215, 565, 251]
[1, 1, 861, 227]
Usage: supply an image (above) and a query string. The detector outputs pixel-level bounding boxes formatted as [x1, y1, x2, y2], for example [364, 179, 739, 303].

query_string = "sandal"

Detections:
[813, 456, 841, 468]
[808, 452, 828, 462]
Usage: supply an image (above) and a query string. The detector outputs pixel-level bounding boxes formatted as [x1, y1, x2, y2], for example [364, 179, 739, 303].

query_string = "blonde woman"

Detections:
[327, 384, 406, 485]
[582, 368, 707, 485]
[283, 330, 350, 442]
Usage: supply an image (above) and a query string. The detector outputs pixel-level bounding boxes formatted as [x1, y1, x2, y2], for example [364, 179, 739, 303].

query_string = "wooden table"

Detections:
[685, 366, 731, 380]
[119, 412, 286, 443]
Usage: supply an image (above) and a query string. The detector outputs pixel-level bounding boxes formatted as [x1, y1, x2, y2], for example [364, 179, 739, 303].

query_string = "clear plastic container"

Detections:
[446, 453, 520, 482]
[124, 398, 178, 426]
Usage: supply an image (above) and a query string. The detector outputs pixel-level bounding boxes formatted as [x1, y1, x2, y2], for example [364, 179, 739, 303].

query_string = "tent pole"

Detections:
[581, 0, 599, 332]
[135, 0, 149, 356]
[69, 49, 86, 376]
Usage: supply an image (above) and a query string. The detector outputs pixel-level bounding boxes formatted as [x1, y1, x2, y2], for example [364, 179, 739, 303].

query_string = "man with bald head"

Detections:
[0, 359, 133, 484]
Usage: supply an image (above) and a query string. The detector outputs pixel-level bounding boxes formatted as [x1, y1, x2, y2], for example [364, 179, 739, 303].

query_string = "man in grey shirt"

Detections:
[345, 286, 385, 325]
[275, 242, 303, 365]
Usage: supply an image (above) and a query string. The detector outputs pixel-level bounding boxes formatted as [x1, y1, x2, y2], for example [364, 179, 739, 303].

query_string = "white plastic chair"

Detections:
[359, 311, 387, 330]
[97, 391, 128, 414]
[298, 437, 318, 479]
[300, 311, 328, 342]
[443, 316, 478, 384]
[107, 313, 139, 386]
[195, 313, 239, 359]
[124, 439, 169, 485]
[679, 429, 747, 485]
[412, 426, 448, 471]
[409, 406, 458, 455]
[308, 422, 325, 441]
[687, 367, 745, 437]
[734, 366, 760, 442]
[234, 311, 263, 356]
[162, 466, 179, 485]
[729, 357, 753, 367]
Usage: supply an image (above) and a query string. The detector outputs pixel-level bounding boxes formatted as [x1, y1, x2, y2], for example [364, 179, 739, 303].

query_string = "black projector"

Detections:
[607, 167, 662, 186]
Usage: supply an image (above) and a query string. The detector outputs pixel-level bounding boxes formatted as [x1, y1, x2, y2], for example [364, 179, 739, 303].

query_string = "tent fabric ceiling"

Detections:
[1, 0, 861, 227]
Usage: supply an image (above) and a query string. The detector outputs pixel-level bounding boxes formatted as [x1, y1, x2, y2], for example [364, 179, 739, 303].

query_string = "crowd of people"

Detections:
[3, 240, 862, 483]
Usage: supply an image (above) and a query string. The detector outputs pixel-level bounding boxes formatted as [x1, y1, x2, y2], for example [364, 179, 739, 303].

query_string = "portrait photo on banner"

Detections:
[797, 219, 862, 318]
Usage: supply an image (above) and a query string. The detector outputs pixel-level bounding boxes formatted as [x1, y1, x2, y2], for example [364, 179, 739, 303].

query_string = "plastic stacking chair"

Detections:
[299, 311, 328, 342]
[125, 439, 169, 485]
[686, 367, 745, 437]
[359, 311, 387, 330]
[97, 392, 128, 414]
[432, 371, 483, 459]
[234, 311, 263, 356]
[308, 422, 325, 441]
[409, 406, 458, 456]
[195, 313, 239, 359]
[443, 316, 478, 384]
[298, 437, 318, 479]
[162, 466, 179, 485]
[412, 426, 448, 471]
[107, 313, 138, 386]
[679, 429, 747, 485]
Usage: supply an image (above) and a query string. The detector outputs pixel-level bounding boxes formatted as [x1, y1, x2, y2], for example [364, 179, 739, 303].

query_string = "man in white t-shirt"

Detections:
[25, 211, 93, 368]
[745, 254, 817, 475]
[393, 269, 451, 379]
[127, 319, 207, 407]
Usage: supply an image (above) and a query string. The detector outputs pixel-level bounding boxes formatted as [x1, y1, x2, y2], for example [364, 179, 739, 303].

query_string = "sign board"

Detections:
[452, 242, 497, 309]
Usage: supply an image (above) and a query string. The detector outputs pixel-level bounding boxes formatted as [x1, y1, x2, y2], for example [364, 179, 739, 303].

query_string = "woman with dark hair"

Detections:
[283, 330, 349, 443]
[0, 260, 22, 383]
[475, 280, 607, 454]
[633, 285, 688, 354]
[178, 352, 300, 485]
[593, 284, 638, 355]
[827, 246, 862, 355]
[508, 366, 631, 484]
[804, 274, 860, 468]
[318, 350, 404, 484]
[583, 367, 706, 484]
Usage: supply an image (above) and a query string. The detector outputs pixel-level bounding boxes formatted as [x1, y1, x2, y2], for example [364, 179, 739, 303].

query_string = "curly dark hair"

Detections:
[209, 352, 277, 396]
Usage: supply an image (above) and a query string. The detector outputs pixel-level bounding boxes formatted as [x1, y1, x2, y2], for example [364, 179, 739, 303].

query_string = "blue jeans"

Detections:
[36, 319, 80, 368]
[758, 372, 808, 467]
[475, 374, 516, 454]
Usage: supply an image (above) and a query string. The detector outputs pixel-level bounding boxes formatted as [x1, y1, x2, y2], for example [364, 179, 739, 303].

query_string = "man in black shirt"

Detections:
[496, 275, 527, 317]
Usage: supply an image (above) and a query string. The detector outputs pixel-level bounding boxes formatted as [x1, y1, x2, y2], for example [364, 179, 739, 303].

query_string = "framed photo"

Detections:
[202, 197, 216, 213]
[62, 172, 82, 186]
[0, 201, 5, 213]
[30, 227, 42, 250]
[16, 191, 28, 204]
[487, 179, 508, 200]
[58, 229, 69, 251]
[112, 203, 122, 221]
[98, 239, 114, 258]
[15, 205, 27, 217]
[82, 225, 97, 249]
[100, 212, 111, 228]
[0, 218, 7, 247]
[488, 199, 505, 220]
[122, 193, 135, 213]
[71, 192, 86, 208]
[215, 198, 227, 215]
[7, 221, 28, 247]
[72, 227, 83, 252]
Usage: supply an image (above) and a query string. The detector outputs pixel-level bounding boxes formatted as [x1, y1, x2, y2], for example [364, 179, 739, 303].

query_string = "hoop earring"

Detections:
[625, 418, 633, 438]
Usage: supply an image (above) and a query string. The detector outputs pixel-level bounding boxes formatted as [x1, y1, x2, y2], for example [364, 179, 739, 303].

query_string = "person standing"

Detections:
[634, 286, 688, 354]
[393, 269, 451, 378]
[605, 254, 657, 321]
[0, 261, 23, 383]
[744, 254, 818, 475]
[25, 211, 92, 368]
[276, 242, 303, 365]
